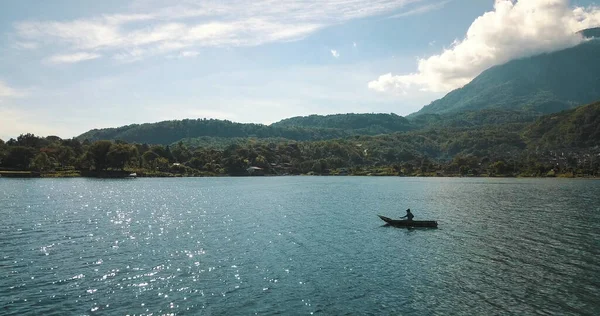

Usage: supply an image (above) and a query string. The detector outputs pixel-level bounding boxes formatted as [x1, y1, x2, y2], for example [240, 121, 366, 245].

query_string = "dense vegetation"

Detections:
[2, 101, 599, 178]
[412, 38, 600, 116]
[524, 101, 600, 149]
[77, 110, 543, 147]
[272, 113, 412, 132]
[77, 115, 417, 145]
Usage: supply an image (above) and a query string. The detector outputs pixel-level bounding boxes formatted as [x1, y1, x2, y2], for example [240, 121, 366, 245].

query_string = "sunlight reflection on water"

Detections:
[1, 177, 599, 315]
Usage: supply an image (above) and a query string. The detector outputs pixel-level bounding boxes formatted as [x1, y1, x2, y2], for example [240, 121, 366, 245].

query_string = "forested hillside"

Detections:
[78, 118, 348, 144]
[78, 114, 417, 145]
[271, 113, 412, 132]
[409, 109, 540, 129]
[524, 100, 600, 149]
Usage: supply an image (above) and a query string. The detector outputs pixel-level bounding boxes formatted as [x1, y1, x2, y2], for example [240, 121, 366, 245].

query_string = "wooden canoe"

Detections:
[378, 215, 438, 228]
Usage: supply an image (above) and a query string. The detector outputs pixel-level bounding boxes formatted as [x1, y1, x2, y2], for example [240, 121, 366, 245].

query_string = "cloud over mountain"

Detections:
[369, 0, 600, 94]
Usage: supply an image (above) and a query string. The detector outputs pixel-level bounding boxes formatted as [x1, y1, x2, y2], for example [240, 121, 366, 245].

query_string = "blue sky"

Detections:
[1, 0, 599, 140]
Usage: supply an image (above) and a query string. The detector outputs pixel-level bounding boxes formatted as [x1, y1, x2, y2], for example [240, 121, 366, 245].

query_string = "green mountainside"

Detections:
[77, 114, 417, 145]
[412, 38, 600, 116]
[410, 109, 540, 129]
[77, 110, 543, 146]
[271, 113, 412, 132]
[78, 118, 345, 144]
[524, 100, 600, 149]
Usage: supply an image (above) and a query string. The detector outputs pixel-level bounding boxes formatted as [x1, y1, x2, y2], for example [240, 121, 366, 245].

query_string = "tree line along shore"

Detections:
[1, 131, 598, 179]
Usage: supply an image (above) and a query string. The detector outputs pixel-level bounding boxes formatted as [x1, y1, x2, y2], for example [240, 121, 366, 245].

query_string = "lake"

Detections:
[1, 177, 599, 315]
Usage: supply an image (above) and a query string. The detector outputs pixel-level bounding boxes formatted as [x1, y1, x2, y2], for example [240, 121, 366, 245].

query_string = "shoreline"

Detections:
[1, 170, 598, 179]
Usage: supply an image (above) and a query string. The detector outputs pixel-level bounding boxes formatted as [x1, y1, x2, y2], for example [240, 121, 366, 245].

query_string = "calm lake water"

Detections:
[1, 177, 599, 315]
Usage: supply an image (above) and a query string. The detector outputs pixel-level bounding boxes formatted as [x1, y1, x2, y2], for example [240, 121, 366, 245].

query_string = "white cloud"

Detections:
[0, 81, 25, 99]
[166, 50, 200, 59]
[13, 41, 38, 49]
[46, 52, 102, 64]
[353, 41, 357, 47]
[369, 0, 600, 94]
[14, 0, 421, 62]
[179, 51, 199, 58]
[388, 0, 451, 18]
[331, 49, 340, 58]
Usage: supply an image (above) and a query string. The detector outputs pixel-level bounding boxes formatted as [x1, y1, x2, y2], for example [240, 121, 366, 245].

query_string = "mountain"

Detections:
[580, 27, 600, 39]
[78, 119, 344, 144]
[271, 113, 412, 132]
[410, 108, 540, 129]
[77, 114, 415, 145]
[523, 100, 600, 149]
[411, 34, 600, 117]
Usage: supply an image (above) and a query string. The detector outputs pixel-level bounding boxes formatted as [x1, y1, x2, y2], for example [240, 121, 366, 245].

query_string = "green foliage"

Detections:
[142, 151, 160, 169]
[78, 118, 344, 145]
[106, 143, 138, 170]
[3, 146, 36, 169]
[16, 133, 50, 148]
[272, 113, 412, 132]
[55, 146, 76, 166]
[31, 152, 52, 171]
[489, 161, 509, 176]
[523, 100, 600, 149]
[77, 114, 416, 145]
[171, 142, 192, 163]
[89, 140, 112, 171]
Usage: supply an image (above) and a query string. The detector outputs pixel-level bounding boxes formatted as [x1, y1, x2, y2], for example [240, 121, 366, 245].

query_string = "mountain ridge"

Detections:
[77, 113, 417, 145]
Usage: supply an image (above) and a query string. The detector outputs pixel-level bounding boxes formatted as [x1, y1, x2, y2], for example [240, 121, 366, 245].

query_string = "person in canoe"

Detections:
[400, 209, 414, 221]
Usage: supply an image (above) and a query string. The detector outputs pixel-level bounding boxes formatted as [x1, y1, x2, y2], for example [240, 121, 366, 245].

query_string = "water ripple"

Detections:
[0, 177, 599, 315]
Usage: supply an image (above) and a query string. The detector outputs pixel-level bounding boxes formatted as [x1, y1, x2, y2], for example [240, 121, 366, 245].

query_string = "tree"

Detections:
[142, 151, 160, 169]
[76, 151, 94, 170]
[490, 161, 509, 175]
[186, 157, 206, 170]
[0, 141, 7, 166]
[149, 145, 173, 161]
[172, 142, 192, 163]
[89, 141, 112, 170]
[55, 146, 76, 167]
[155, 157, 170, 171]
[31, 152, 52, 171]
[3, 146, 36, 169]
[62, 138, 84, 157]
[17, 133, 48, 148]
[107, 144, 138, 170]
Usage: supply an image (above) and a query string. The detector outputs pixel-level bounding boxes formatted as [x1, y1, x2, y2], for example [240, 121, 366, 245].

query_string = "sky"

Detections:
[1, 0, 599, 140]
